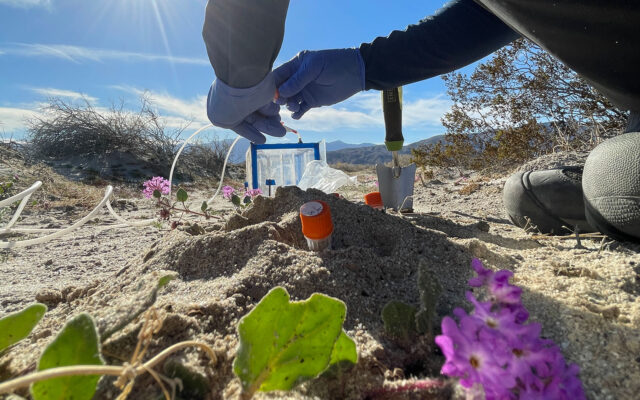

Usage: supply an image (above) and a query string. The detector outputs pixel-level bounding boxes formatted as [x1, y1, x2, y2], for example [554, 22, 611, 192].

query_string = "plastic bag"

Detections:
[297, 160, 358, 193]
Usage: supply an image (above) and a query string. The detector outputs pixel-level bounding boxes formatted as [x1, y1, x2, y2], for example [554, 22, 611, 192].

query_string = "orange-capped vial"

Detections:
[300, 200, 334, 251]
[364, 192, 384, 210]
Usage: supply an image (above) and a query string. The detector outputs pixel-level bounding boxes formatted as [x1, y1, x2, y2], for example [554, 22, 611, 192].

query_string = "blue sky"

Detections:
[0, 0, 487, 144]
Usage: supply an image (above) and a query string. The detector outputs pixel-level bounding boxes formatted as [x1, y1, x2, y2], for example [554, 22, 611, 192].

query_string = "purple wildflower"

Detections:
[245, 188, 263, 199]
[489, 270, 523, 305]
[468, 258, 492, 287]
[436, 316, 515, 395]
[436, 258, 586, 400]
[142, 176, 170, 199]
[222, 185, 235, 199]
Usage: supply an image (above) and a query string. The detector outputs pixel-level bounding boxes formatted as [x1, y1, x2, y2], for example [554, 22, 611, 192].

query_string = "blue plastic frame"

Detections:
[250, 142, 321, 189]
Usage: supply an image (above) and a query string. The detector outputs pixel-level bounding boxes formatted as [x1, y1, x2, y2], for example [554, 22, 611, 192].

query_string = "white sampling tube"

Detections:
[207, 135, 240, 204]
[0, 122, 255, 247]
[165, 122, 240, 204]
[105, 123, 241, 225]
[0, 186, 114, 249]
[0, 181, 42, 232]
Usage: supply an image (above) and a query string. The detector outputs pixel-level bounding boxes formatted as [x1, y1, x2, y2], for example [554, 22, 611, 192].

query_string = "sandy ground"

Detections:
[1, 152, 639, 400]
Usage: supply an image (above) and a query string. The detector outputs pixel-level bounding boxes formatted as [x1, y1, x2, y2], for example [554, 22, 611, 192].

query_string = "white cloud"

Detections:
[0, 107, 39, 133]
[29, 87, 98, 103]
[1, 43, 209, 65]
[0, 0, 51, 9]
[403, 95, 452, 128]
[111, 86, 210, 126]
[279, 91, 450, 133]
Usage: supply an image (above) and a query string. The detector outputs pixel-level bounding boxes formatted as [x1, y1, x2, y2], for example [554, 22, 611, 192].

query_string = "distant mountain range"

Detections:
[223, 138, 378, 164]
[217, 135, 445, 165]
[326, 135, 445, 165]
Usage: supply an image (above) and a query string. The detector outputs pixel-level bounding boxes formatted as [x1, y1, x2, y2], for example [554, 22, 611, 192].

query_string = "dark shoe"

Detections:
[583, 132, 640, 243]
[503, 167, 595, 234]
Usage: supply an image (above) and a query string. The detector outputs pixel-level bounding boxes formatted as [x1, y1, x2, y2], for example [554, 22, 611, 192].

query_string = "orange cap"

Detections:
[300, 200, 334, 240]
[364, 192, 383, 208]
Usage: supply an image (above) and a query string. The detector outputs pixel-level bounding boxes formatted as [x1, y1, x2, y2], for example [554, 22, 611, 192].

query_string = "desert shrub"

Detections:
[412, 39, 627, 172]
[178, 135, 230, 180]
[330, 162, 372, 173]
[26, 95, 229, 180]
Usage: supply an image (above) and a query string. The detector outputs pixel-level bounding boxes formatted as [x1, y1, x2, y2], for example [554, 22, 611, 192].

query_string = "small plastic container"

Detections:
[364, 192, 384, 210]
[300, 200, 333, 251]
[245, 141, 326, 196]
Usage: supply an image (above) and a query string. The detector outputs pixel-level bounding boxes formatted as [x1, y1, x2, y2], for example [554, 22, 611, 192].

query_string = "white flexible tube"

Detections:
[106, 123, 239, 225]
[105, 201, 157, 227]
[166, 123, 240, 203]
[0, 180, 41, 208]
[207, 135, 240, 204]
[0, 123, 244, 247]
[0, 186, 114, 249]
[1, 181, 42, 231]
[168, 124, 213, 197]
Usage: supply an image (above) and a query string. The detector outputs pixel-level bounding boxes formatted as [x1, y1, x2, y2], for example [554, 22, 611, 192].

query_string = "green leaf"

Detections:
[158, 274, 176, 289]
[153, 189, 162, 199]
[234, 287, 349, 395]
[329, 331, 357, 366]
[381, 300, 417, 341]
[31, 313, 104, 400]
[0, 303, 47, 353]
[231, 194, 241, 207]
[176, 188, 188, 203]
[243, 195, 251, 204]
[321, 331, 357, 379]
[200, 201, 208, 212]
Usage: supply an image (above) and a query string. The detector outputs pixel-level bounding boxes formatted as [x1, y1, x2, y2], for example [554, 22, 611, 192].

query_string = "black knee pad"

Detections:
[583, 132, 640, 242]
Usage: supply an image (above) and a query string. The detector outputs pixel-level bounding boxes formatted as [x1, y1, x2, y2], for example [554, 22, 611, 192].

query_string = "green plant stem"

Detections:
[0, 340, 216, 395]
[157, 199, 219, 220]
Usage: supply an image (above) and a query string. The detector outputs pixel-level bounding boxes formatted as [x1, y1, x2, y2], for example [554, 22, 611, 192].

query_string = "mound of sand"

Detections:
[2, 162, 639, 399]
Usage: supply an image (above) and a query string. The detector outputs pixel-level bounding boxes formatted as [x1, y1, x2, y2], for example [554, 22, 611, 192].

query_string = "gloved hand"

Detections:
[273, 48, 365, 119]
[206, 72, 286, 144]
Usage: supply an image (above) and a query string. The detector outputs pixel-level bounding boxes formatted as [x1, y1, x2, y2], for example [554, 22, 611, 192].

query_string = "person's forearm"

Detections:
[202, 0, 289, 88]
[359, 0, 520, 90]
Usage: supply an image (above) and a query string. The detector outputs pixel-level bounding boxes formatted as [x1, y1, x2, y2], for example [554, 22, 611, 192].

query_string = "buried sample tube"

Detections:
[299, 200, 334, 251]
[364, 191, 384, 210]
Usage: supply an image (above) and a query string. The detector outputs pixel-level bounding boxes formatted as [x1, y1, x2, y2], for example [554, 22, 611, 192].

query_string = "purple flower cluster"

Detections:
[142, 176, 171, 199]
[435, 259, 585, 400]
[222, 185, 235, 199]
[222, 185, 262, 200]
[245, 188, 263, 199]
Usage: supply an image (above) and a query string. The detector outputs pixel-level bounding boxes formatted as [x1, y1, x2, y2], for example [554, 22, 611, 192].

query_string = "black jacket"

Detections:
[203, 0, 640, 113]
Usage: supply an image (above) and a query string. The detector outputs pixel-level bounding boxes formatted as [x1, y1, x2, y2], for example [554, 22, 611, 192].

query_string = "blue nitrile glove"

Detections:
[273, 48, 365, 119]
[206, 72, 286, 144]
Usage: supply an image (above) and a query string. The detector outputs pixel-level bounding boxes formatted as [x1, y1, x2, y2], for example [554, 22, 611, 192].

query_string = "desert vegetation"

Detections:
[412, 39, 628, 172]
[26, 95, 230, 182]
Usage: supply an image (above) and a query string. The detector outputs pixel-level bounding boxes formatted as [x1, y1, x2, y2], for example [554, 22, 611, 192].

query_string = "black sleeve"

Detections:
[202, 0, 290, 88]
[359, 0, 520, 90]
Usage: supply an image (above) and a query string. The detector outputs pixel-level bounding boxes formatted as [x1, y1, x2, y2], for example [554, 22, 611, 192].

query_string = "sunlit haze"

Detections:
[0, 0, 487, 144]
